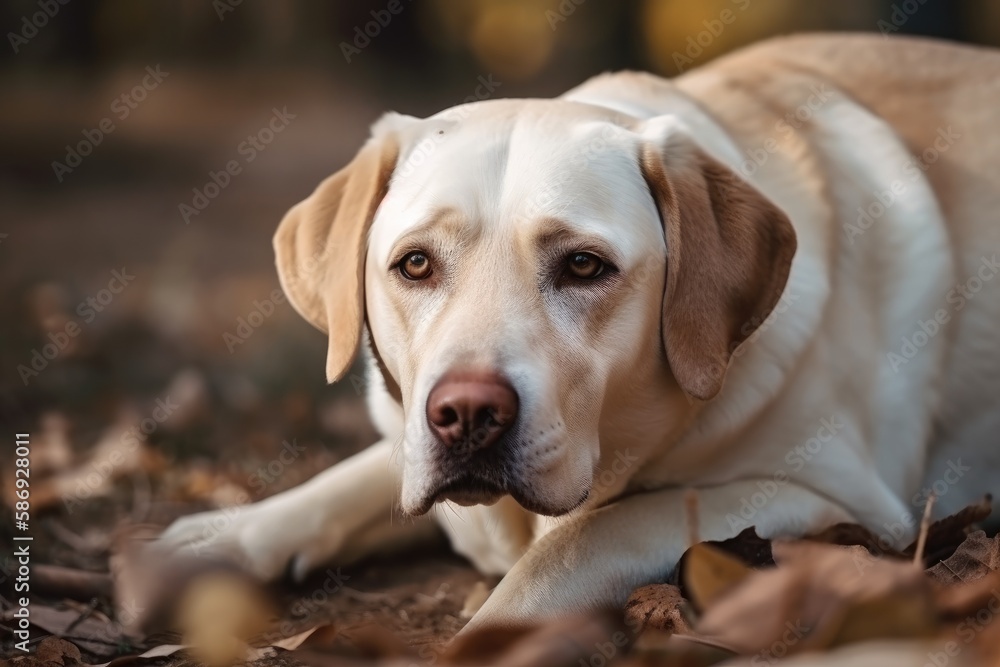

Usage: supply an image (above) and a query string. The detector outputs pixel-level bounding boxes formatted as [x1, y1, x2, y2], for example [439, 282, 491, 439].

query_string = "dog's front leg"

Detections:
[462, 481, 854, 632]
[158, 437, 433, 581]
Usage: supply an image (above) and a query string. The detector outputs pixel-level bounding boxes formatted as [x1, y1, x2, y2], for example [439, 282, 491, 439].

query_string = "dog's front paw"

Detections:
[156, 500, 345, 582]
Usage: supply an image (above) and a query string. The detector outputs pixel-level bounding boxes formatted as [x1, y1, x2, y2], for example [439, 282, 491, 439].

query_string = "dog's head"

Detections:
[274, 99, 796, 516]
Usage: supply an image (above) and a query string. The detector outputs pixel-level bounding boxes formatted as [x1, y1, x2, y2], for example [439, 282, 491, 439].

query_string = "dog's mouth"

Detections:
[430, 475, 507, 507]
[403, 430, 593, 517]
[411, 472, 590, 518]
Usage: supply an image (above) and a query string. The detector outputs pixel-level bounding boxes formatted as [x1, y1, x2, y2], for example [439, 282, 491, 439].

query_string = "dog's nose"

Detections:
[426, 370, 518, 451]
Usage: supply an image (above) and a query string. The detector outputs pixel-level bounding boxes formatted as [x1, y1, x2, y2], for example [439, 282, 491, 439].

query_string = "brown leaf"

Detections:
[619, 632, 737, 666]
[268, 625, 329, 651]
[295, 624, 341, 651]
[804, 523, 907, 560]
[91, 627, 337, 667]
[695, 541, 939, 656]
[929, 531, 1000, 623]
[36, 637, 82, 665]
[927, 530, 1000, 585]
[716, 638, 980, 666]
[906, 496, 993, 567]
[673, 528, 774, 603]
[296, 617, 633, 667]
[442, 611, 631, 667]
[801, 497, 993, 569]
[623, 585, 693, 636]
[1, 605, 126, 658]
[933, 569, 1000, 621]
[27, 420, 166, 512]
[439, 625, 536, 665]
[971, 607, 1000, 666]
[92, 643, 188, 667]
[682, 543, 753, 611]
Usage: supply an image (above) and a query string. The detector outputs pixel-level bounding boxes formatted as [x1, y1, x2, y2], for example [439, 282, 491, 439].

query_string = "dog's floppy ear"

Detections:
[274, 133, 400, 383]
[640, 120, 797, 401]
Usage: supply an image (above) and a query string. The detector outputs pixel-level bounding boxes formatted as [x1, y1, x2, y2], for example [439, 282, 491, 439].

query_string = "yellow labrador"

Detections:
[162, 34, 1000, 629]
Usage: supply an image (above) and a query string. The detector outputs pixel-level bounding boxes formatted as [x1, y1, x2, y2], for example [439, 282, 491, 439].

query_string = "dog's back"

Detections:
[568, 34, 1000, 518]
[696, 34, 1000, 517]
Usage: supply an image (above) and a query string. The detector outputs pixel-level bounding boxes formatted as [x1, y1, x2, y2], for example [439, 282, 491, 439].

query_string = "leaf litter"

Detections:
[5, 471, 999, 667]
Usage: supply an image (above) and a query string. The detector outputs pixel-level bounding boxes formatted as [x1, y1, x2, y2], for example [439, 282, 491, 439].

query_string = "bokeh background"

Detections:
[1, 0, 999, 589]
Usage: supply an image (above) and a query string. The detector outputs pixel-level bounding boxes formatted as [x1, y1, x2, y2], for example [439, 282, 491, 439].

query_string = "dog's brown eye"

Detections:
[400, 252, 432, 280]
[566, 252, 604, 280]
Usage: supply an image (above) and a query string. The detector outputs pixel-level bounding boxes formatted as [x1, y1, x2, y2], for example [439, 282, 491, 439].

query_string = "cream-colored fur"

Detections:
[161, 34, 1000, 630]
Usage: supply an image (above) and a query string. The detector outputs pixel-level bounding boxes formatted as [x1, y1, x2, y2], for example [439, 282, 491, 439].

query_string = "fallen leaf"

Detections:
[717, 638, 980, 666]
[805, 523, 906, 560]
[91, 643, 188, 667]
[672, 528, 773, 602]
[2, 604, 126, 658]
[682, 543, 753, 611]
[441, 611, 631, 667]
[610, 631, 736, 666]
[89, 626, 336, 667]
[623, 584, 693, 635]
[268, 625, 327, 651]
[906, 496, 993, 567]
[36, 636, 82, 665]
[933, 569, 1000, 623]
[927, 530, 1000, 585]
[694, 541, 939, 656]
[29, 419, 166, 512]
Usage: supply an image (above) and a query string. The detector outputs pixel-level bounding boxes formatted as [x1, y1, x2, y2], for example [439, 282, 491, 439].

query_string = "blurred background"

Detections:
[1, 0, 998, 572]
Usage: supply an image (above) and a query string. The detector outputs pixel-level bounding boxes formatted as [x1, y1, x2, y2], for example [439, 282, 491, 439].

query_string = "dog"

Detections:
[160, 33, 1000, 631]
